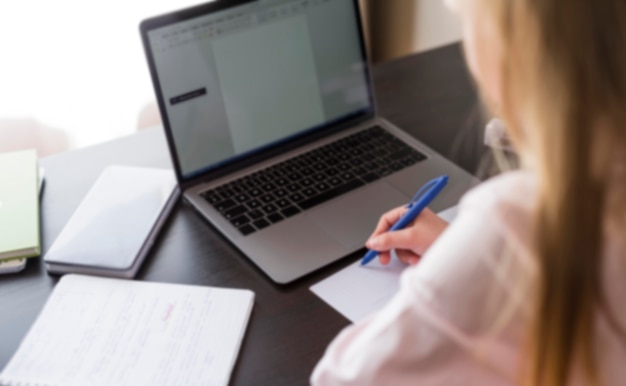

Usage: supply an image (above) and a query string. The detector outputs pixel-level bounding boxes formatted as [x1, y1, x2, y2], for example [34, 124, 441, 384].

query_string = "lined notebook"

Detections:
[0, 275, 254, 386]
[0, 149, 40, 262]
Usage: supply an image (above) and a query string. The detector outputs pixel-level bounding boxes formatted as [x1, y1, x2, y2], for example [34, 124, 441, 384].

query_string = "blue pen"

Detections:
[361, 175, 449, 266]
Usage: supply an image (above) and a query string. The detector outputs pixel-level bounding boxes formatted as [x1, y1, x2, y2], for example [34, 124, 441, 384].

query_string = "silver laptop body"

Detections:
[140, 0, 477, 284]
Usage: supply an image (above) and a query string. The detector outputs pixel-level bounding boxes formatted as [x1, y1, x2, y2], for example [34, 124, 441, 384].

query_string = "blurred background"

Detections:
[0, 0, 460, 157]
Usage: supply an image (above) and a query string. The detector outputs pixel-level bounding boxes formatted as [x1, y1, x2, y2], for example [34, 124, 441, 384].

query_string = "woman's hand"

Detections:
[365, 207, 448, 265]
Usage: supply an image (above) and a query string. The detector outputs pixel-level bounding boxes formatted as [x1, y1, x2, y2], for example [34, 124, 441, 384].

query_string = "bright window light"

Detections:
[0, 0, 211, 149]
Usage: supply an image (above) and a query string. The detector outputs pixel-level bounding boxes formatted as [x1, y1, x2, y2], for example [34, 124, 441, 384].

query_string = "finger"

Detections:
[368, 206, 408, 240]
[395, 249, 420, 265]
[378, 251, 392, 266]
[420, 208, 449, 227]
[366, 228, 419, 252]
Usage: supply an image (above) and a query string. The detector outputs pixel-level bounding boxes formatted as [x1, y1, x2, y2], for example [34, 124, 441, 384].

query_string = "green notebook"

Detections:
[0, 149, 40, 261]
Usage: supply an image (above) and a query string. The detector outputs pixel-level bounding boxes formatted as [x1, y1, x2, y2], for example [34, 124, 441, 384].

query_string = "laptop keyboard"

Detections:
[200, 126, 427, 236]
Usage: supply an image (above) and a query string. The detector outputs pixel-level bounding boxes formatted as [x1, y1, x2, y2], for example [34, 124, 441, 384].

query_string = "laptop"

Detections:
[140, 0, 477, 284]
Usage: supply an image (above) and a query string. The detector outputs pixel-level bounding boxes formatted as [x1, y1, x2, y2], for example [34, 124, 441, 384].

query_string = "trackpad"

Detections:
[308, 182, 409, 249]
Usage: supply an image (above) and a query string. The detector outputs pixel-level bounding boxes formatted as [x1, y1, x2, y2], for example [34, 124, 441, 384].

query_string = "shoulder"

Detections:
[459, 170, 537, 216]
[460, 170, 538, 250]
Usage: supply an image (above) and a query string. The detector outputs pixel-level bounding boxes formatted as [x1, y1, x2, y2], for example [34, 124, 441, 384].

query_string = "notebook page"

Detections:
[0, 275, 254, 386]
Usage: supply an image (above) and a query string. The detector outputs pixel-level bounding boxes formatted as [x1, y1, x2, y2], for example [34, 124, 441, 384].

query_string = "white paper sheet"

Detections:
[310, 206, 458, 323]
[0, 275, 254, 386]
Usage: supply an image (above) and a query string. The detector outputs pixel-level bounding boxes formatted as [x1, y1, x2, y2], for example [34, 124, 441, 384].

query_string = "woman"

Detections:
[311, 0, 626, 385]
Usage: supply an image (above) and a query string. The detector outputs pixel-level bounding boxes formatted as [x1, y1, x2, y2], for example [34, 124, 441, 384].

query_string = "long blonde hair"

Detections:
[477, 1, 626, 385]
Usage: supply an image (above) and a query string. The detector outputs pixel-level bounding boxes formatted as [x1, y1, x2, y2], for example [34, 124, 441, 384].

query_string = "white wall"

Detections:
[413, 0, 462, 53]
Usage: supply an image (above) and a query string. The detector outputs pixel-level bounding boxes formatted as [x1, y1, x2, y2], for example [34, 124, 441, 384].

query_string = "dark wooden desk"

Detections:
[0, 43, 485, 385]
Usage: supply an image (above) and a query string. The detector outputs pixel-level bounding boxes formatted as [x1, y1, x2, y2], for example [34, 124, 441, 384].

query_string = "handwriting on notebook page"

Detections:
[1, 275, 253, 386]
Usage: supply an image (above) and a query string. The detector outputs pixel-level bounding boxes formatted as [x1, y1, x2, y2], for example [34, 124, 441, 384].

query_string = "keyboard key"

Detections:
[374, 149, 387, 157]
[286, 183, 301, 192]
[341, 172, 355, 181]
[249, 210, 264, 220]
[301, 178, 314, 187]
[329, 177, 343, 186]
[249, 188, 263, 197]
[322, 149, 337, 158]
[247, 199, 261, 209]
[260, 194, 274, 203]
[315, 182, 330, 191]
[262, 204, 278, 214]
[346, 137, 360, 146]
[288, 172, 302, 181]
[350, 158, 364, 166]
[282, 206, 301, 217]
[268, 170, 284, 179]
[241, 178, 256, 190]
[268, 213, 284, 224]
[201, 191, 221, 204]
[230, 185, 243, 194]
[365, 161, 380, 170]
[238, 224, 256, 236]
[231, 215, 250, 227]
[262, 183, 276, 191]
[289, 193, 305, 202]
[325, 168, 339, 176]
[235, 193, 250, 203]
[303, 188, 317, 197]
[350, 148, 363, 157]
[378, 167, 392, 177]
[363, 173, 380, 183]
[389, 149, 413, 160]
[276, 198, 291, 208]
[326, 157, 339, 166]
[254, 219, 270, 230]
[299, 179, 364, 210]
[214, 199, 236, 212]
[377, 156, 391, 165]
[218, 189, 236, 200]
[297, 162, 313, 172]
[274, 188, 287, 197]
[311, 153, 325, 162]
[353, 167, 369, 176]
[224, 205, 247, 219]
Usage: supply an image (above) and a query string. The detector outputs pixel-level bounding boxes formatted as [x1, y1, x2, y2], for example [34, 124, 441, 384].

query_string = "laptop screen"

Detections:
[146, 0, 373, 179]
